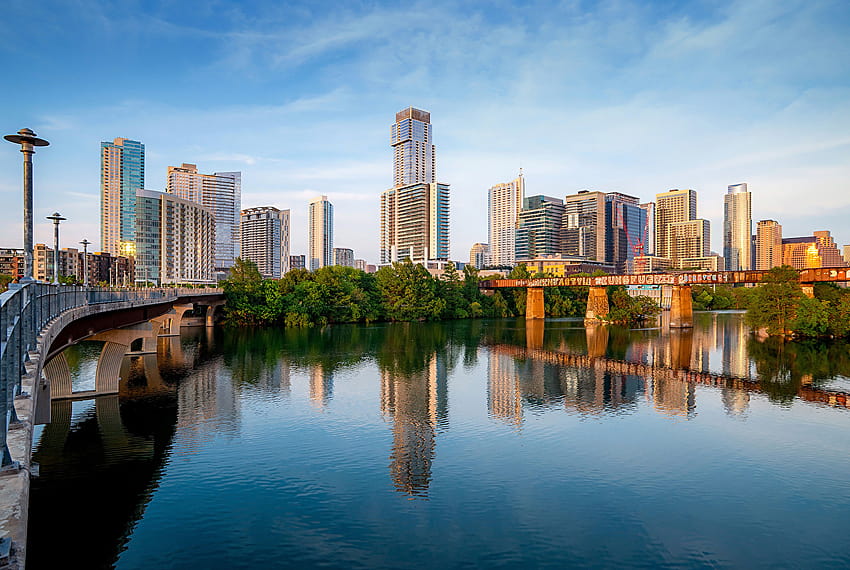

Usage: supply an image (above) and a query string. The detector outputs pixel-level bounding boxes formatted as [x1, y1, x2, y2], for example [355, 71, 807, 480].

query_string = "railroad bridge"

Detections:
[0, 283, 225, 566]
[480, 267, 850, 327]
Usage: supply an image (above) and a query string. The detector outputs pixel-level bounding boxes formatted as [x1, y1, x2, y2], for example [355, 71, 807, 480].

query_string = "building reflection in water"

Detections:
[309, 364, 333, 408]
[380, 354, 448, 498]
[487, 353, 523, 426]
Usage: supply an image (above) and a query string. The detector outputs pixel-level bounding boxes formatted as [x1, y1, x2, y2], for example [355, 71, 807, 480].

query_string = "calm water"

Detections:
[28, 313, 850, 569]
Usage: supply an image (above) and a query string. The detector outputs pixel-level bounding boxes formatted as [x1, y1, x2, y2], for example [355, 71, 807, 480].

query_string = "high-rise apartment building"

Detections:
[469, 243, 490, 268]
[354, 259, 368, 271]
[755, 220, 782, 270]
[135, 189, 215, 284]
[488, 172, 525, 267]
[380, 107, 450, 264]
[166, 163, 241, 273]
[563, 191, 606, 261]
[723, 183, 752, 270]
[604, 192, 646, 272]
[669, 219, 710, 261]
[844, 245, 850, 265]
[333, 248, 354, 267]
[101, 138, 144, 257]
[655, 189, 697, 259]
[240, 207, 290, 279]
[515, 195, 565, 261]
[309, 196, 333, 271]
[391, 107, 435, 187]
[290, 255, 306, 271]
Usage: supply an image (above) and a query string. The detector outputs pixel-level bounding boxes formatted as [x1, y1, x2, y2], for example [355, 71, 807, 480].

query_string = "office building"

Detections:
[844, 245, 850, 265]
[562, 191, 606, 262]
[290, 255, 306, 271]
[515, 195, 564, 261]
[469, 243, 490, 268]
[354, 259, 368, 271]
[240, 206, 290, 279]
[655, 189, 697, 259]
[333, 248, 354, 267]
[166, 163, 241, 273]
[638, 203, 655, 256]
[782, 231, 846, 269]
[380, 107, 450, 264]
[136, 189, 215, 285]
[723, 183, 752, 270]
[101, 138, 144, 257]
[604, 192, 646, 272]
[755, 220, 782, 270]
[488, 172, 525, 267]
[669, 219, 710, 261]
[309, 196, 333, 270]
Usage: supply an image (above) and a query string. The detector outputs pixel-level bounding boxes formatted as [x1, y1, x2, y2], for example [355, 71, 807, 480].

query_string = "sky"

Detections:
[1, 0, 849, 263]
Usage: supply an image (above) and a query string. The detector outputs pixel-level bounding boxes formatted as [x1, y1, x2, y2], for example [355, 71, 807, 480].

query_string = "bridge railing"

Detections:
[0, 283, 222, 468]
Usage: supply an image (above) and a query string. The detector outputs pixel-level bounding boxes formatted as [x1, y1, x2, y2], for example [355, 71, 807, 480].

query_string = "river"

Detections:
[27, 312, 850, 568]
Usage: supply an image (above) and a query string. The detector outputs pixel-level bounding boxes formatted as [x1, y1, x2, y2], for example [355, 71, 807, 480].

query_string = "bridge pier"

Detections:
[151, 303, 194, 336]
[584, 287, 609, 324]
[525, 319, 544, 349]
[669, 285, 693, 328]
[585, 325, 609, 358]
[526, 287, 545, 320]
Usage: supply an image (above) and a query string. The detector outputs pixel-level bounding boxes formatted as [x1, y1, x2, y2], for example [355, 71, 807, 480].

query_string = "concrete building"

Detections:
[166, 163, 241, 274]
[136, 189, 216, 285]
[639, 202, 655, 256]
[844, 245, 850, 265]
[655, 189, 697, 260]
[782, 231, 847, 269]
[34, 244, 80, 283]
[469, 243, 489, 268]
[723, 183, 752, 270]
[290, 255, 306, 271]
[522, 255, 616, 277]
[669, 219, 710, 260]
[0, 249, 23, 280]
[755, 220, 782, 270]
[354, 259, 368, 271]
[488, 172, 525, 267]
[240, 206, 290, 279]
[515, 195, 564, 261]
[380, 107, 450, 264]
[88, 251, 135, 286]
[604, 192, 647, 272]
[333, 248, 354, 267]
[563, 191, 606, 262]
[308, 196, 334, 270]
[100, 137, 144, 257]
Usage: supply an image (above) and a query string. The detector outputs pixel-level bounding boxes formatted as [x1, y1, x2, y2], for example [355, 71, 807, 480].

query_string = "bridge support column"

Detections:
[526, 287, 545, 320]
[801, 285, 815, 299]
[669, 328, 694, 369]
[669, 285, 693, 328]
[151, 303, 194, 336]
[203, 301, 226, 327]
[585, 287, 609, 324]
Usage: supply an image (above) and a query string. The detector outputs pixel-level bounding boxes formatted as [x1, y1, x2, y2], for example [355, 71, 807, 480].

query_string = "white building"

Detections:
[333, 248, 354, 267]
[240, 206, 290, 279]
[309, 196, 333, 270]
[469, 243, 490, 268]
[723, 183, 752, 270]
[487, 171, 525, 267]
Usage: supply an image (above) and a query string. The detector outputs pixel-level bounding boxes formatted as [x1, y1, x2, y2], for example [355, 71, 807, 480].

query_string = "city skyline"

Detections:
[1, 1, 849, 262]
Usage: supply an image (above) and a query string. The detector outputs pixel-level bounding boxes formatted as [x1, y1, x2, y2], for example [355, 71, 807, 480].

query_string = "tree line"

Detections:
[221, 259, 659, 327]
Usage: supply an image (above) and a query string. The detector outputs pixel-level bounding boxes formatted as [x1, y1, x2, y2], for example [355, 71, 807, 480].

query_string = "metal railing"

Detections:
[0, 283, 223, 468]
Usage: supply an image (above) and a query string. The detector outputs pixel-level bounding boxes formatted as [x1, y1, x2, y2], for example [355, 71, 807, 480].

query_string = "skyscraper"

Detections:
[380, 107, 450, 263]
[309, 196, 333, 270]
[655, 189, 697, 260]
[101, 138, 144, 257]
[333, 248, 354, 267]
[469, 243, 490, 268]
[723, 183, 752, 270]
[638, 202, 655, 256]
[604, 192, 647, 272]
[488, 172, 525, 267]
[515, 195, 564, 261]
[166, 163, 241, 274]
[240, 206, 290, 279]
[563, 191, 606, 261]
[755, 220, 782, 270]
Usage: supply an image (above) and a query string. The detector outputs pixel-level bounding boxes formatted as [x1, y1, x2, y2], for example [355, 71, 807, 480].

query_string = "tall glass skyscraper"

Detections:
[101, 138, 144, 257]
[604, 192, 647, 272]
[380, 107, 450, 263]
[723, 183, 752, 270]
[309, 196, 333, 270]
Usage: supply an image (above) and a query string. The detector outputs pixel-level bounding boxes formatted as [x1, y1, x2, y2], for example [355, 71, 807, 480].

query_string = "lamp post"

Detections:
[4, 128, 49, 283]
[46, 212, 66, 285]
[80, 238, 91, 286]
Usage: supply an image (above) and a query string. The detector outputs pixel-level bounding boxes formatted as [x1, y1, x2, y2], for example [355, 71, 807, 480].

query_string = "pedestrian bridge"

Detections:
[480, 266, 850, 327]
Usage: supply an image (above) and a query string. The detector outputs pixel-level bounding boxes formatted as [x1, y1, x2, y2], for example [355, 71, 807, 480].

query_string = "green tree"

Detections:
[376, 260, 445, 321]
[744, 265, 804, 335]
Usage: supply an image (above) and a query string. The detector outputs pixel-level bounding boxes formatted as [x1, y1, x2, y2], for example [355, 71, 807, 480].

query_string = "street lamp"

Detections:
[46, 212, 66, 285]
[4, 128, 49, 283]
[79, 238, 91, 286]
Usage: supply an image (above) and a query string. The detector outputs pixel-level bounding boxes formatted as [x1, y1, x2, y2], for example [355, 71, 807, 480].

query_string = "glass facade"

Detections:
[515, 195, 564, 261]
[723, 183, 752, 270]
[101, 138, 144, 256]
[605, 193, 647, 272]
[309, 196, 333, 271]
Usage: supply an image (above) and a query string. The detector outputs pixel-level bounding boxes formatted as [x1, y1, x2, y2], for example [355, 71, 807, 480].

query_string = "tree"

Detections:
[744, 265, 804, 335]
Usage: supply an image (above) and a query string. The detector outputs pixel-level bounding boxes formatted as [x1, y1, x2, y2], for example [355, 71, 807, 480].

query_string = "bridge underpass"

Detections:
[0, 283, 225, 568]
[480, 266, 850, 327]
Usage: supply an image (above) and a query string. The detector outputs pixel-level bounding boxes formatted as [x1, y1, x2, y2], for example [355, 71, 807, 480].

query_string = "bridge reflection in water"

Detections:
[27, 316, 850, 567]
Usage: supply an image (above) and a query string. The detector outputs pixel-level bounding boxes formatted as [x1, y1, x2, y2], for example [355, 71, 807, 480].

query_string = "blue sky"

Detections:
[1, 0, 849, 262]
